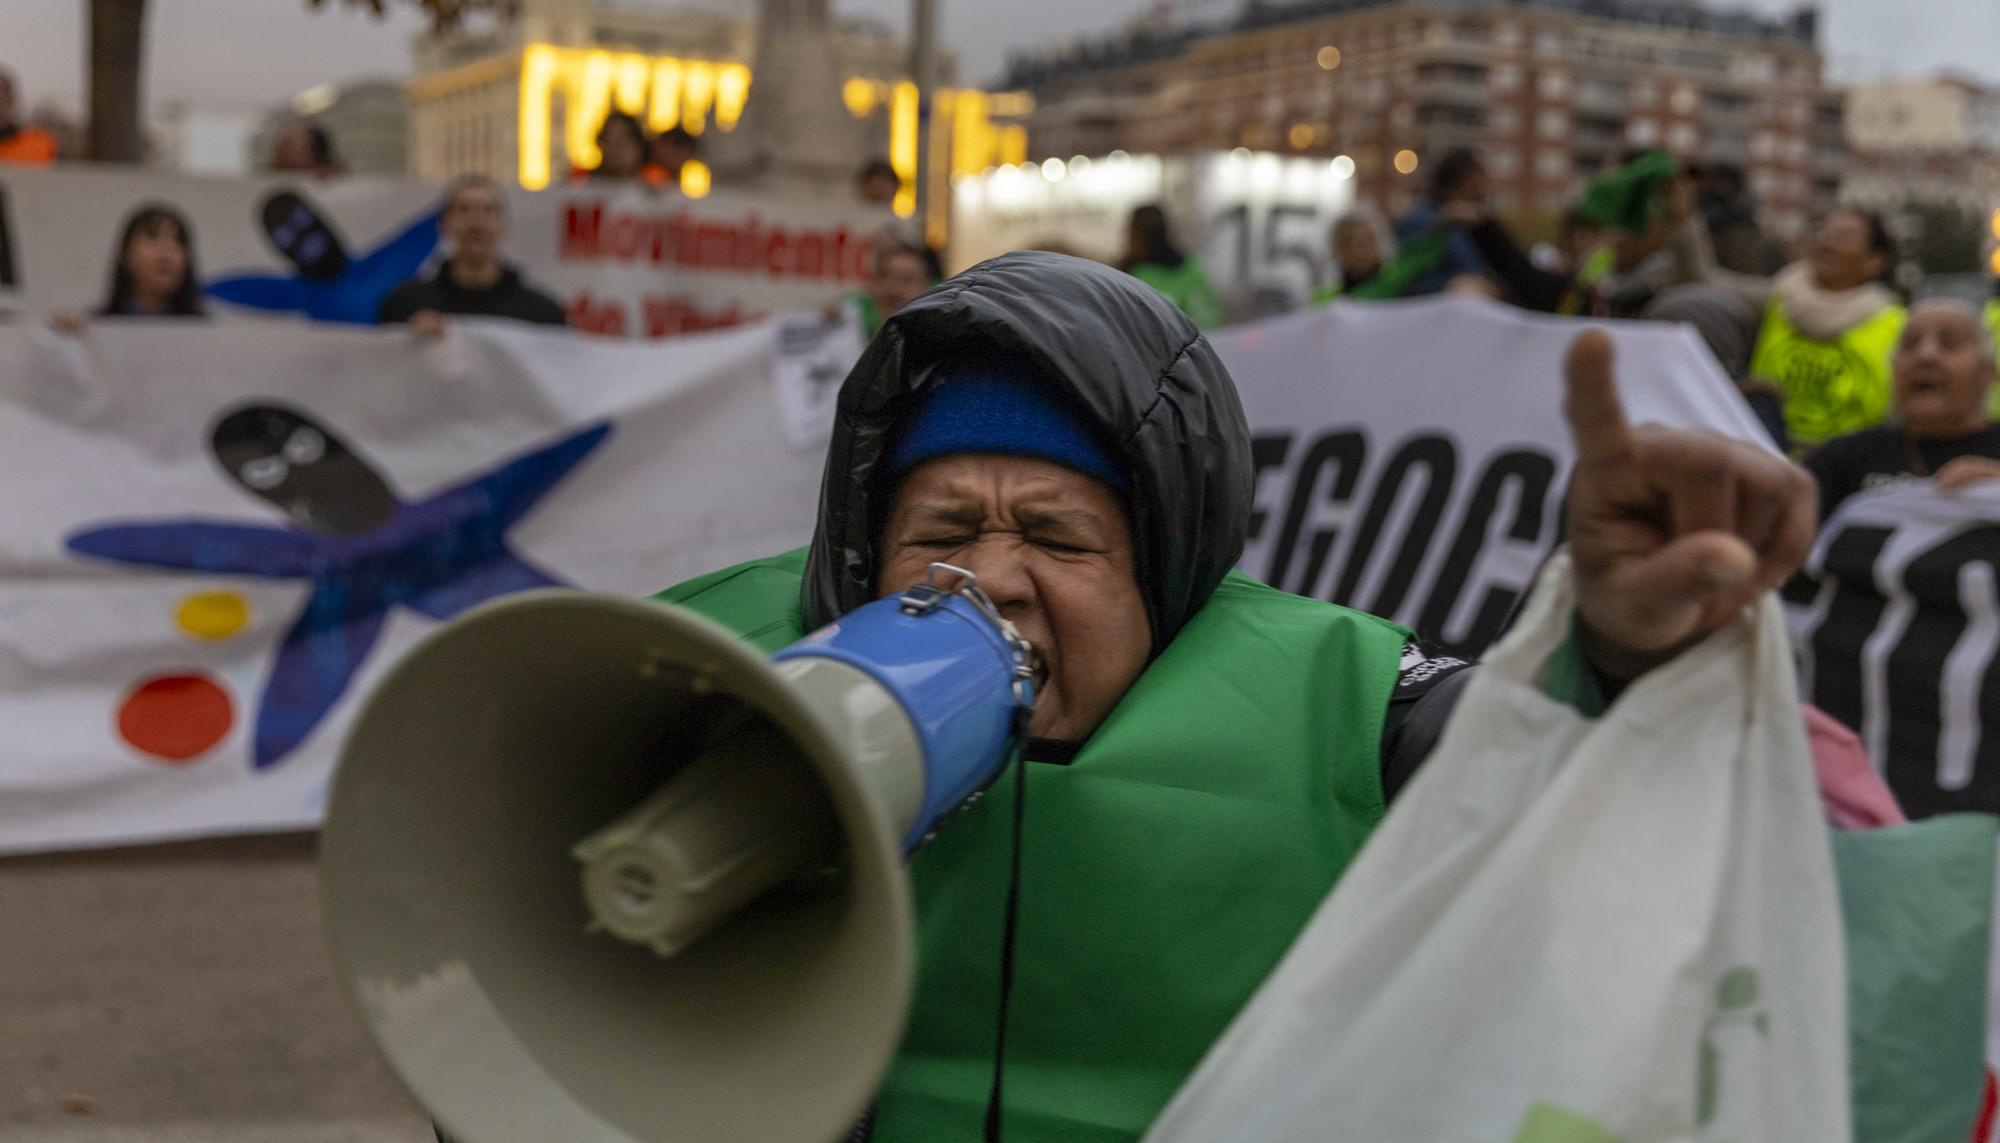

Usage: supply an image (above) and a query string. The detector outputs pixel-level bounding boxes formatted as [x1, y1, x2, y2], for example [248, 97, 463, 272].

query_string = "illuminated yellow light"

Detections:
[1288, 122, 1314, 149]
[1990, 209, 2000, 242]
[1394, 148, 1419, 174]
[682, 60, 716, 135]
[518, 44, 558, 189]
[612, 53, 650, 115]
[1317, 45, 1341, 70]
[648, 58, 684, 132]
[1000, 124, 1028, 166]
[568, 51, 615, 169]
[952, 88, 983, 173]
[843, 77, 879, 117]
[1991, 246, 2000, 276]
[679, 158, 712, 198]
[1330, 153, 1356, 178]
[716, 63, 750, 131]
[890, 80, 919, 218]
[990, 90, 1035, 118]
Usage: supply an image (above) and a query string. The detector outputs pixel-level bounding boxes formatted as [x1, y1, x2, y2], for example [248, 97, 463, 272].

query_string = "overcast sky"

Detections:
[1, 0, 1995, 120]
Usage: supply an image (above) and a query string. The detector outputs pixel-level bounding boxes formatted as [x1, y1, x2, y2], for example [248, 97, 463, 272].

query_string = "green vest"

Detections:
[1983, 299, 2000, 420]
[657, 549, 1408, 1142]
[1129, 258, 1224, 330]
[1748, 300, 1906, 448]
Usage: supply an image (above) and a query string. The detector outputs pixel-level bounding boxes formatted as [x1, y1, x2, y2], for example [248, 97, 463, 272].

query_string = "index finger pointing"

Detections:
[1564, 329, 1635, 468]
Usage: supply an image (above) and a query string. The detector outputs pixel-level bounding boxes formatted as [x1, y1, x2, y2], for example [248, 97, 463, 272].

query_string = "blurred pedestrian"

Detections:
[1310, 213, 1387, 303]
[854, 233, 935, 337]
[0, 68, 58, 165]
[1806, 299, 2000, 519]
[589, 111, 650, 183]
[1120, 204, 1222, 329]
[1392, 148, 1492, 296]
[648, 126, 699, 188]
[269, 120, 341, 178]
[1678, 205, 1905, 449]
[1691, 162, 1785, 276]
[1641, 284, 1776, 446]
[378, 175, 566, 333]
[856, 157, 900, 207]
[52, 204, 206, 330]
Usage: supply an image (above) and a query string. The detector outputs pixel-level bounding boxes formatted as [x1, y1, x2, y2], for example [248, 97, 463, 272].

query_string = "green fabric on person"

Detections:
[1128, 258, 1225, 329]
[1575, 151, 1679, 235]
[1836, 813, 1997, 1143]
[658, 548, 1409, 1142]
[1340, 229, 1452, 301]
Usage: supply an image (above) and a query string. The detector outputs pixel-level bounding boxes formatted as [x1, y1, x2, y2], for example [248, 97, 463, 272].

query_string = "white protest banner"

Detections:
[0, 319, 827, 855]
[0, 296, 1765, 856]
[0, 166, 887, 335]
[1216, 296, 1774, 658]
[1785, 480, 2000, 820]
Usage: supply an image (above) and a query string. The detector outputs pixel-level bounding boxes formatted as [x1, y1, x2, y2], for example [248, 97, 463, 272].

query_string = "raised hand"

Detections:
[1562, 330, 1817, 679]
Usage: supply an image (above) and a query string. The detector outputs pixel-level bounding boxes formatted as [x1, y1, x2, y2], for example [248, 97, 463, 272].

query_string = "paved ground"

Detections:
[0, 832, 433, 1142]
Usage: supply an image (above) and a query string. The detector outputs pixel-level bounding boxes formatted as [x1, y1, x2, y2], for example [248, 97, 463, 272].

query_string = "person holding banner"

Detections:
[655, 250, 1817, 1141]
[1805, 298, 2000, 519]
[1681, 204, 1906, 450]
[51, 204, 207, 330]
[377, 175, 566, 332]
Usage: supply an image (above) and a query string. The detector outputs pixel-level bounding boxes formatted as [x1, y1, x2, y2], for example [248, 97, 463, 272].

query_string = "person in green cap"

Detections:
[652, 250, 1819, 1143]
[1119, 203, 1224, 329]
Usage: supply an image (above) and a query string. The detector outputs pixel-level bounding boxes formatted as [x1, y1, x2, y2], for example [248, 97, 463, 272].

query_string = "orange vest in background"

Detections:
[0, 126, 58, 165]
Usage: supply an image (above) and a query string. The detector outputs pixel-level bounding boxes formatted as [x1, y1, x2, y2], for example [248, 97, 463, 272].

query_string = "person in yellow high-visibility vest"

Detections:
[1676, 206, 1905, 450]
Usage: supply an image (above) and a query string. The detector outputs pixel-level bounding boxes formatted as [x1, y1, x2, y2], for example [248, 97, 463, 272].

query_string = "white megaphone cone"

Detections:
[320, 563, 1034, 1143]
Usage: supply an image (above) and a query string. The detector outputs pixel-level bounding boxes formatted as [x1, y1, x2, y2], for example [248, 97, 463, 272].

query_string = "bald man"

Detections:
[1807, 298, 2000, 520]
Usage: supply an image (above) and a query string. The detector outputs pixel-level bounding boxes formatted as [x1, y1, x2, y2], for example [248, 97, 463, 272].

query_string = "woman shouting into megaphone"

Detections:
[655, 251, 1815, 1143]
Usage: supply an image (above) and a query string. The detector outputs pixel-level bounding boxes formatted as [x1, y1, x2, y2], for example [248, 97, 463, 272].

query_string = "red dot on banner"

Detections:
[117, 674, 233, 763]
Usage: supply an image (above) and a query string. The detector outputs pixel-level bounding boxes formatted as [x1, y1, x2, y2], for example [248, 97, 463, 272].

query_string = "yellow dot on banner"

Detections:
[176, 592, 249, 640]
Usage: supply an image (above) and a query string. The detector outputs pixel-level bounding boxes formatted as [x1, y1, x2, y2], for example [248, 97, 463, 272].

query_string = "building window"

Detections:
[1627, 118, 1659, 147]
[1538, 109, 1568, 139]
[1539, 71, 1569, 100]
[1536, 150, 1568, 180]
[1491, 64, 1521, 92]
[1535, 29, 1563, 57]
[1491, 106, 1520, 134]
[1494, 22, 1521, 48]
[1632, 79, 1658, 106]
[1668, 123, 1699, 152]
[1487, 148, 1520, 177]
[1670, 85, 1699, 115]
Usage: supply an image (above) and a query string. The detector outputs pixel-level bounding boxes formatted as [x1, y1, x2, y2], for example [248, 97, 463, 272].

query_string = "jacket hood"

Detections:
[802, 250, 1252, 650]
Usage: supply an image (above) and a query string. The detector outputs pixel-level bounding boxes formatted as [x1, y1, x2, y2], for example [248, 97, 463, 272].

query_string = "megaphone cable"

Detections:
[981, 733, 1029, 1143]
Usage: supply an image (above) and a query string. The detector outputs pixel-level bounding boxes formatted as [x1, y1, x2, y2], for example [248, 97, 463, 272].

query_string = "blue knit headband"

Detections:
[886, 371, 1127, 493]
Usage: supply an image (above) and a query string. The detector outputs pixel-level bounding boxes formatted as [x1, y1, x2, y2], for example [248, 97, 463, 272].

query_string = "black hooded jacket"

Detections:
[803, 250, 1467, 794]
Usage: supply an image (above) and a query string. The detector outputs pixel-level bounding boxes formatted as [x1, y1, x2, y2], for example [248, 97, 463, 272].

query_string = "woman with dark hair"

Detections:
[1682, 204, 1905, 449]
[1120, 203, 1222, 329]
[53, 204, 206, 330]
[591, 111, 650, 183]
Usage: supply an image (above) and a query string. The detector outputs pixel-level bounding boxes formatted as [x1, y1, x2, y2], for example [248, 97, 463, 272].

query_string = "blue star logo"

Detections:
[206, 190, 442, 325]
[67, 404, 613, 767]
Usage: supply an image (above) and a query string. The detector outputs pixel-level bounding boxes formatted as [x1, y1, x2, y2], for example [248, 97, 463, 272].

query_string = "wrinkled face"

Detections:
[1893, 303, 1994, 438]
[877, 454, 1150, 742]
[444, 184, 505, 259]
[1332, 221, 1381, 278]
[867, 250, 929, 323]
[124, 219, 189, 304]
[1809, 210, 1888, 293]
[598, 122, 647, 177]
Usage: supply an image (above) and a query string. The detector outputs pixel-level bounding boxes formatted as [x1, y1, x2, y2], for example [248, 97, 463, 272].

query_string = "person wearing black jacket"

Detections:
[378, 175, 567, 332]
